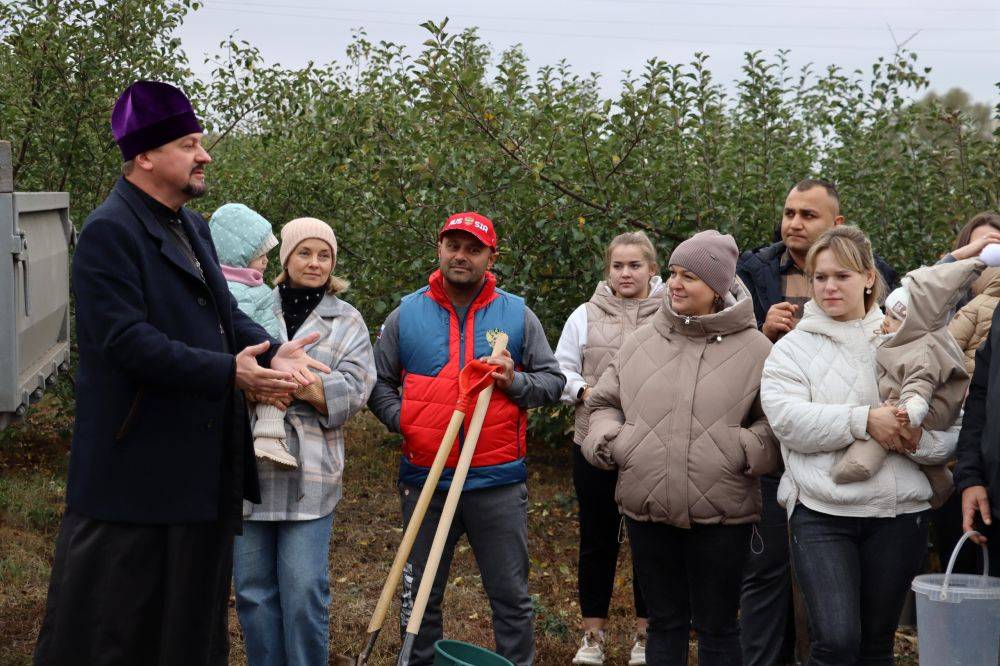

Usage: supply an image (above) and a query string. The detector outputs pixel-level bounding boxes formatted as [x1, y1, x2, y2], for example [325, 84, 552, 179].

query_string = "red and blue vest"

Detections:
[398, 270, 527, 490]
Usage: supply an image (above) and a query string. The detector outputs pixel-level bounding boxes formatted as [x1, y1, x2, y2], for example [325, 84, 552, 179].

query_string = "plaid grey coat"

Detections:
[245, 291, 376, 521]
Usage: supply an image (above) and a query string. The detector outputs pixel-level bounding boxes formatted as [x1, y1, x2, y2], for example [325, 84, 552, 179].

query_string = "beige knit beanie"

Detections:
[279, 217, 338, 267]
[668, 230, 739, 297]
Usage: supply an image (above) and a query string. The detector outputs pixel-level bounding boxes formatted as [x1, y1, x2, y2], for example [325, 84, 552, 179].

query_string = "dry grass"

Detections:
[1, 401, 919, 664]
[226, 411, 638, 665]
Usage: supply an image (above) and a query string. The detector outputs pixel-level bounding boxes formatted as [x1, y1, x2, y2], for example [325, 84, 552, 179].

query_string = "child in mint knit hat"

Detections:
[210, 203, 298, 468]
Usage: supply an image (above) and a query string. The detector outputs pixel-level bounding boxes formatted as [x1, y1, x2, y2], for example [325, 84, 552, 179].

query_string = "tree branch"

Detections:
[207, 101, 266, 152]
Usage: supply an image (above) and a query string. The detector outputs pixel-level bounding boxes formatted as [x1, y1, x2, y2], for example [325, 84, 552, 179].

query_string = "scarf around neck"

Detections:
[279, 282, 325, 339]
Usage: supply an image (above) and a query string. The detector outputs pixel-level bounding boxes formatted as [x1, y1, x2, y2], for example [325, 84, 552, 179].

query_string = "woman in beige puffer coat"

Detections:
[583, 230, 779, 666]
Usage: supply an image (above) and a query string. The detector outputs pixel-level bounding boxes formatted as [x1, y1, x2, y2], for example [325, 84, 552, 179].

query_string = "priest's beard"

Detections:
[183, 181, 207, 198]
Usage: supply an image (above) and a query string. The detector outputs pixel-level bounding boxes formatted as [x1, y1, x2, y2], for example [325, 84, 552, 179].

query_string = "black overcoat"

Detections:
[955, 304, 1000, 518]
[67, 177, 273, 523]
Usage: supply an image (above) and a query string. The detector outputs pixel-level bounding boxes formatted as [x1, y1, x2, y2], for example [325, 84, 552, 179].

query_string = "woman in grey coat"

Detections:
[233, 217, 376, 666]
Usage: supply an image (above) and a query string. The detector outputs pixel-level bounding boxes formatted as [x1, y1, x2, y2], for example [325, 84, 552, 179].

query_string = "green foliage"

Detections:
[531, 593, 571, 639]
[915, 87, 996, 142]
[2, 1, 998, 444]
[0, 0, 200, 215]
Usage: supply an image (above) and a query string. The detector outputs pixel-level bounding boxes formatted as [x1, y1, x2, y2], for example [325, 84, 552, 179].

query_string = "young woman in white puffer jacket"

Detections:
[760, 226, 958, 666]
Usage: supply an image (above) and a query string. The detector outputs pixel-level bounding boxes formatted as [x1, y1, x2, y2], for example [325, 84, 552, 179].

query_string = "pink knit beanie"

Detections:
[668, 230, 739, 297]
[279, 217, 338, 267]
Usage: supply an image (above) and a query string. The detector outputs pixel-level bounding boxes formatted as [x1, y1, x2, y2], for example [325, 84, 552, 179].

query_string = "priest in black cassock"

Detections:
[33, 80, 329, 665]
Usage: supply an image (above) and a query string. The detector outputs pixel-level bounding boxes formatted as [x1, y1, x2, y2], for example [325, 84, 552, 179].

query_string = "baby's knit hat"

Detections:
[668, 230, 739, 298]
[279, 217, 338, 267]
[885, 286, 908, 321]
[209, 203, 277, 267]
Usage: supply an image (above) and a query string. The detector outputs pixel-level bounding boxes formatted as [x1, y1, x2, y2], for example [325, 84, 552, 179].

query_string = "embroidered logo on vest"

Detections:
[486, 328, 506, 347]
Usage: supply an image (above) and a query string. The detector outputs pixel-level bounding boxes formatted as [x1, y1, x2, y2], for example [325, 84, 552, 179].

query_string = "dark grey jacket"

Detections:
[954, 305, 1000, 518]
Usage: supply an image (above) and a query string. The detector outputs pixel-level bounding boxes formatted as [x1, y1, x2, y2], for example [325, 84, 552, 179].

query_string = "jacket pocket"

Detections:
[611, 421, 636, 467]
[720, 425, 748, 472]
[115, 388, 144, 442]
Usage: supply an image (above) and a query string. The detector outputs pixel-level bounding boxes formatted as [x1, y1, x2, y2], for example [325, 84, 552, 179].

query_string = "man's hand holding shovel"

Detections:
[480, 349, 514, 391]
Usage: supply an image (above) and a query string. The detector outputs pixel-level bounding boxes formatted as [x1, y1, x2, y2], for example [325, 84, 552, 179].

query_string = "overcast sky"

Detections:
[178, 0, 999, 105]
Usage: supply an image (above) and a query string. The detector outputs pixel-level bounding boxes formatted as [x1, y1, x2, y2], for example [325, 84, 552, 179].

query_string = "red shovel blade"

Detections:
[455, 359, 502, 413]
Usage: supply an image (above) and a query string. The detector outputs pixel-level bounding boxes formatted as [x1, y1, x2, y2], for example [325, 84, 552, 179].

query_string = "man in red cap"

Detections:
[369, 212, 565, 666]
[34, 81, 328, 665]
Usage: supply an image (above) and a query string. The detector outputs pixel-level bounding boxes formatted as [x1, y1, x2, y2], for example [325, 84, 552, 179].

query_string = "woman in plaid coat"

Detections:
[233, 217, 376, 665]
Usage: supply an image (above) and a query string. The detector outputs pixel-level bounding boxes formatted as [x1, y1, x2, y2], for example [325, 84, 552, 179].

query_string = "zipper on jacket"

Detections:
[455, 304, 474, 450]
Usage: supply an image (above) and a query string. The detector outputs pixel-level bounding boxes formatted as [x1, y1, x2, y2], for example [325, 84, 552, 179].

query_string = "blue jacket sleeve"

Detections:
[230, 289, 280, 366]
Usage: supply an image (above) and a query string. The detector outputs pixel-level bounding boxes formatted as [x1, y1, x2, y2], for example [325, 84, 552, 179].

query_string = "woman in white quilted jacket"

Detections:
[760, 226, 958, 666]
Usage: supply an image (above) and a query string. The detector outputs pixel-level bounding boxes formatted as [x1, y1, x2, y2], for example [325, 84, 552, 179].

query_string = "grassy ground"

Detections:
[0, 397, 919, 665]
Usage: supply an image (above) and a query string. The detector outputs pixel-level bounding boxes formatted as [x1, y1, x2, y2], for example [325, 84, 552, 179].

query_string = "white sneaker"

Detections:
[572, 630, 605, 665]
[255, 437, 298, 468]
[628, 634, 646, 666]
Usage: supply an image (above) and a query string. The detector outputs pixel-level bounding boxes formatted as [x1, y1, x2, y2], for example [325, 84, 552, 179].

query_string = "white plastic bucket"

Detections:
[911, 531, 1000, 665]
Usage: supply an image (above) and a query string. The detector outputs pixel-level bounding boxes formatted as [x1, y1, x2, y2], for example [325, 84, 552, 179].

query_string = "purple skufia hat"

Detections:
[111, 80, 203, 161]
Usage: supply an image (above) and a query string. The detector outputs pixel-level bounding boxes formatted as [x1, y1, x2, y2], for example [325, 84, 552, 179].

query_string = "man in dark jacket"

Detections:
[736, 178, 898, 666]
[954, 306, 1000, 572]
[34, 81, 328, 665]
[737, 179, 899, 340]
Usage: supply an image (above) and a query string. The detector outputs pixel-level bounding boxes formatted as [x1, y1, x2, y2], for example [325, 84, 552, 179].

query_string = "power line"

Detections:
[581, 0, 998, 12]
[205, 0, 1000, 33]
[198, 5, 1000, 54]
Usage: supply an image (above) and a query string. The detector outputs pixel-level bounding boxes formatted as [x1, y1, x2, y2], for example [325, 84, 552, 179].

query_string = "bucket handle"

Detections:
[940, 530, 989, 599]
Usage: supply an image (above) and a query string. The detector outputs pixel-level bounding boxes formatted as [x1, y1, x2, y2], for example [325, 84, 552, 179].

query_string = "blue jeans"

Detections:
[233, 513, 335, 666]
[790, 505, 928, 666]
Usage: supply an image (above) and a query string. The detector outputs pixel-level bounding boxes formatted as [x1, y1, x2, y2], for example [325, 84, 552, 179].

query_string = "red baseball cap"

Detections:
[438, 212, 498, 250]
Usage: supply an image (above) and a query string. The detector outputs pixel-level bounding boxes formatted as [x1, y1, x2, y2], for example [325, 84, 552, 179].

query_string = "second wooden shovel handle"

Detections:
[364, 411, 461, 633]
[404, 334, 509, 637]
[366, 334, 509, 635]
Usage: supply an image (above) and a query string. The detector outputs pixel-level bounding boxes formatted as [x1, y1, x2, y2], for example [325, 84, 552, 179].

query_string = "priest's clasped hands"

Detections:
[235, 331, 331, 397]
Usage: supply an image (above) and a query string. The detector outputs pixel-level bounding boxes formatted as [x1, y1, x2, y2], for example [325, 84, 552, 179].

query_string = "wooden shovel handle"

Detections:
[364, 410, 461, 633]
[404, 334, 509, 636]
[367, 334, 509, 635]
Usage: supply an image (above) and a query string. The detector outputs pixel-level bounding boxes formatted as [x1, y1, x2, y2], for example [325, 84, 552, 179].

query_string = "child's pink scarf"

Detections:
[221, 264, 264, 287]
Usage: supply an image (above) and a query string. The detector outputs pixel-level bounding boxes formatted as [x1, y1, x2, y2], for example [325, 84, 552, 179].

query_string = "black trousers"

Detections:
[573, 445, 647, 620]
[930, 490, 983, 574]
[740, 474, 796, 666]
[34, 509, 234, 666]
[933, 495, 1000, 574]
[628, 518, 750, 666]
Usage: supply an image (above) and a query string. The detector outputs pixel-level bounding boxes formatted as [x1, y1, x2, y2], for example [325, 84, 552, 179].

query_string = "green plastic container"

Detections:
[433, 640, 514, 666]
